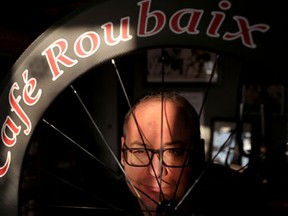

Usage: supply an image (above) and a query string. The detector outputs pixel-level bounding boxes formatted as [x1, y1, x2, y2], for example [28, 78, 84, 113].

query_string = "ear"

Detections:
[121, 136, 125, 147]
[120, 137, 125, 166]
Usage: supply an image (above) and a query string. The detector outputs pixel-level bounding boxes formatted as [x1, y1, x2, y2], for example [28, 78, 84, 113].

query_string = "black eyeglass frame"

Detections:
[122, 143, 192, 168]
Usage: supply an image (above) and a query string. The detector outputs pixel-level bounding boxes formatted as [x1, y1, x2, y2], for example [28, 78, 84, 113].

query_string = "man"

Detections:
[120, 91, 205, 215]
[119, 91, 264, 216]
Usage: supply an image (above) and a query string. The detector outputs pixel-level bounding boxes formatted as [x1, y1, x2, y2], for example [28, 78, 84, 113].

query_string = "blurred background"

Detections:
[0, 0, 287, 215]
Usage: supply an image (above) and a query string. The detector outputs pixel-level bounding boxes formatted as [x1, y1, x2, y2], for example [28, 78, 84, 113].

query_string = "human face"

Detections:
[121, 100, 193, 213]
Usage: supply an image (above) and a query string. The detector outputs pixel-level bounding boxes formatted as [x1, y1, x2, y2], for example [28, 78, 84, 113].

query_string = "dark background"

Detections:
[0, 0, 104, 80]
[0, 0, 287, 215]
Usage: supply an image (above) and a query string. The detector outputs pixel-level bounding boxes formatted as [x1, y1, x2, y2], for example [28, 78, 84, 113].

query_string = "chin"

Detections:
[142, 187, 175, 204]
[139, 199, 159, 215]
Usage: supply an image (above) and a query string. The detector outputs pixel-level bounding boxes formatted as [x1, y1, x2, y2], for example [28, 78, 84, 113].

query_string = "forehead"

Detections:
[134, 99, 183, 120]
[126, 100, 191, 145]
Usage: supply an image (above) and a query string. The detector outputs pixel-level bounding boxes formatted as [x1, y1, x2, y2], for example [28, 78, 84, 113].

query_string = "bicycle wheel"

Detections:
[0, 0, 274, 215]
[19, 55, 145, 216]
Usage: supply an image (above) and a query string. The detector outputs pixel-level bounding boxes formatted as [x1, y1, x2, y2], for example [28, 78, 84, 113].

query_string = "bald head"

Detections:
[123, 91, 201, 145]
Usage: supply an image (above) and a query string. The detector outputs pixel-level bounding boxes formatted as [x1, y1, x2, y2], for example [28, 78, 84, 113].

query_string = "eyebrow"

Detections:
[128, 140, 189, 148]
[128, 141, 147, 148]
[162, 140, 189, 148]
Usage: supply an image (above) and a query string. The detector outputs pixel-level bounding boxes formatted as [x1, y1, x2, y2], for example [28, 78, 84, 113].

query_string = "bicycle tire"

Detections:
[0, 0, 273, 215]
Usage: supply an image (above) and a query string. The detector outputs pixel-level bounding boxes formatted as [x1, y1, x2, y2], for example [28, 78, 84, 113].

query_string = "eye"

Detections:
[130, 148, 147, 155]
[166, 148, 186, 156]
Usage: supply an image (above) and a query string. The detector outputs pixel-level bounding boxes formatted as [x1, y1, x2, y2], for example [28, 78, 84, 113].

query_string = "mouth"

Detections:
[143, 178, 171, 188]
[147, 186, 162, 193]
[129, 179, 176, 198]
[144, 184, 176, 197]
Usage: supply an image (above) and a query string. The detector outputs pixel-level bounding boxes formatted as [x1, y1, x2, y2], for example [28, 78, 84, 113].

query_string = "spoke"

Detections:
[174, 53, 220, 211]
[40, 205, 118, 210]
[42, 119, 120, 180]
[69, 84, 143, 198]
[198, 53, 219, 118]
[158, 49, 185, 205]
[175, 129, 236, 211]
[111, 59, 132, 109]
[111, 59, 165, 208]
[159, 49, 165, 196]
[36, 168, 126, 213]
[112, 50, 219, 214]
[211, 129, 236, 162]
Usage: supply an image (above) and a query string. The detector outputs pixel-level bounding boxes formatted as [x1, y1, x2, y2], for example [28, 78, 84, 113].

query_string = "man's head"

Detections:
[121, 91, 205, 214]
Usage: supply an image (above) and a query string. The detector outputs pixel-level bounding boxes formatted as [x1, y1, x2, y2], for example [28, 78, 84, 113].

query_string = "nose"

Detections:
[149, 153, 168, 177]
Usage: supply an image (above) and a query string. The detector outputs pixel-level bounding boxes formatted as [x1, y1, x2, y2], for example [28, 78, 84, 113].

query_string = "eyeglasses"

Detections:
[122, 144, 191, 167]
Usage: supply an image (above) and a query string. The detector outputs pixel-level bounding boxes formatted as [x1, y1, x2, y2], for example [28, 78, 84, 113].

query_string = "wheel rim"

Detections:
[0, 0, 274, 215]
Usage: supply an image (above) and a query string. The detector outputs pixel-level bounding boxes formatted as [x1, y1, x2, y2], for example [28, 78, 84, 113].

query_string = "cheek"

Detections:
[164, 168, 192, 201]
[169, 168, 192, 187]
[124, 165, 145, 180]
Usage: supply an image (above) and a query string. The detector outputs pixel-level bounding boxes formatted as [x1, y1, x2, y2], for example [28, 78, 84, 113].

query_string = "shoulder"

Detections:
[189, 163, 265, 215]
